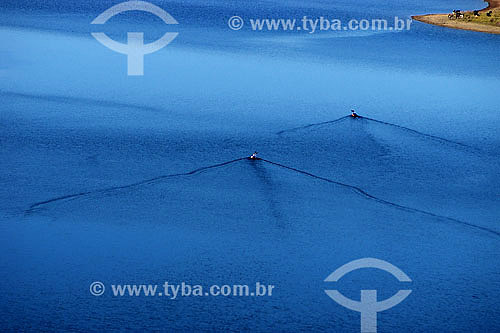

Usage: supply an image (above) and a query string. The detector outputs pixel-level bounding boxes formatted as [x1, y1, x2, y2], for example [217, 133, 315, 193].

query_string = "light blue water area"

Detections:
[0, 0, 499, 331]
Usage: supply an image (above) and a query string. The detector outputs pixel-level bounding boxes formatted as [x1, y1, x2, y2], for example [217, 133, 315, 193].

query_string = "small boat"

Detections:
[249, 151, 259, 160]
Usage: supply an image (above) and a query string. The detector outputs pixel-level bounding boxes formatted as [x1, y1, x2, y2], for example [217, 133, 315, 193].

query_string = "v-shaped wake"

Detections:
[24, 156, 499, 238]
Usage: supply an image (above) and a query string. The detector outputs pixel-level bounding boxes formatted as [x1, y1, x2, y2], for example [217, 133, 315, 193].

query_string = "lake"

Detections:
[0, 0, 499, 331]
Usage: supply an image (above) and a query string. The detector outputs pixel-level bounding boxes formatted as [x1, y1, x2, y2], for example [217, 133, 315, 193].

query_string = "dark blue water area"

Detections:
[1, 0, 499, 331]
[1, 156, 499, 331]
[1, 113, 499, 331]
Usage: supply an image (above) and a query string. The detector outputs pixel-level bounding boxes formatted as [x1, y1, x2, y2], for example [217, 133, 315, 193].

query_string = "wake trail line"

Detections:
[259, 158, 500, 238]
[25, 158, 246, 214]
[276, 116, 350, 135]
[362, 117, 475, 150]
[24, 155, 498, 238]
[277, 115, 477, 151]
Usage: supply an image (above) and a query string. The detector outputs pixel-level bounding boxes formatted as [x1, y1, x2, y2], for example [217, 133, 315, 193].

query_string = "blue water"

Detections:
[1, 0, 499, 331]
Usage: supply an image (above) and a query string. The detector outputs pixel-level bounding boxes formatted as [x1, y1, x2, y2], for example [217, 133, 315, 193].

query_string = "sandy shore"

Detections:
[413, 0, 500, 34]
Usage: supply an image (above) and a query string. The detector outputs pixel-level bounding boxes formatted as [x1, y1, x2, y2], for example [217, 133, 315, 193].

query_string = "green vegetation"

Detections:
[461, 9, 500, 26]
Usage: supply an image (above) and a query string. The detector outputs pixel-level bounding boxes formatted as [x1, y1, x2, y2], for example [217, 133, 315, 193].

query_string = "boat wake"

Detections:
[362, 116, 474, 150]
[277, 115, 478, 152]
[25, 158, 246, 215]
[25, 156, 499, 238]
[276, 116, 350, 135]
[259, 158, 499, 238]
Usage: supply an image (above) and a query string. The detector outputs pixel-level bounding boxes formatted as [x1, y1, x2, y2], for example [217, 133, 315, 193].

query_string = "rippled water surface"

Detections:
[1, 0, 499, 331]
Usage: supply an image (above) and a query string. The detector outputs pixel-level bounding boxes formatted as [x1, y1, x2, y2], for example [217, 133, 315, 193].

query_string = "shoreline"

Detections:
[412, 0, 500, 34]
